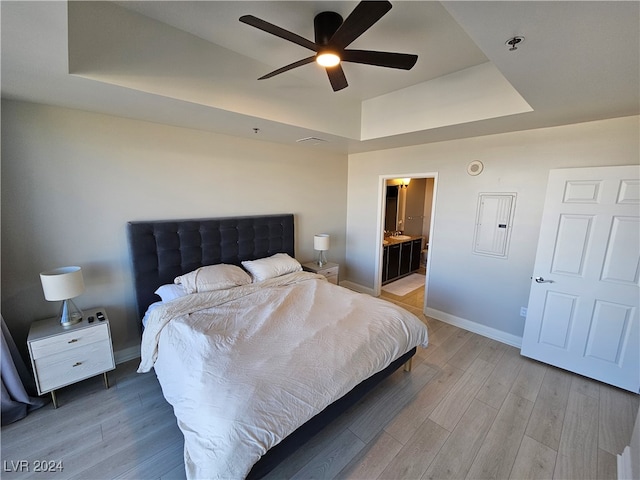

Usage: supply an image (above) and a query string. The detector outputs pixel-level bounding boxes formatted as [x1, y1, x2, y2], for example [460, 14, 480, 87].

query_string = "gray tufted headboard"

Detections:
[127, 214, 295, 322]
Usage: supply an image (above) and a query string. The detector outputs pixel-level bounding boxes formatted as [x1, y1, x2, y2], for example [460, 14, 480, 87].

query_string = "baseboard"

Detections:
[424, 307, 523, 348]
[340, 282, 523, 349]
[617, 446, 631, 480]
[114, 345, 141, 364]
[339, 280, 376, 296]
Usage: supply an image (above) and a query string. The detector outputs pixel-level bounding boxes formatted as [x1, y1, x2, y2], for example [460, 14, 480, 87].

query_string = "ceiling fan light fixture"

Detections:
[316, 52, 341, 67]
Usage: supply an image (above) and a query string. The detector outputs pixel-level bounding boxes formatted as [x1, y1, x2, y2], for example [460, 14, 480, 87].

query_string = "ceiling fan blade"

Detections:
[329, 1, 392, 49]
[342, 49, 418, 70]
[258, 56, 316, 80]
[326, 64, 348, 92]
[240, 15, 317, 52]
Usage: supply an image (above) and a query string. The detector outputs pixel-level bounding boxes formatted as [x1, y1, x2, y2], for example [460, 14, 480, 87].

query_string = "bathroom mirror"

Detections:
[385, 182, 408, 232]
[385, 185, 399, 231]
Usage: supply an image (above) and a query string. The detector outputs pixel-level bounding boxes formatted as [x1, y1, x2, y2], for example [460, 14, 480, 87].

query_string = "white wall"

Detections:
[345, 116, 639, 341]
[3, 100, 637, 359]
[1, 100, 348, 360]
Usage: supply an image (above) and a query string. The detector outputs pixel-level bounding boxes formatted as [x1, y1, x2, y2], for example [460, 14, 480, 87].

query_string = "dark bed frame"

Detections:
[127, 214, 416, 479]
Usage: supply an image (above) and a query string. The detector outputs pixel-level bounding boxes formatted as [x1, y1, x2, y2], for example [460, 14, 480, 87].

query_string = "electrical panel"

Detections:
[473, 193, 516, 258]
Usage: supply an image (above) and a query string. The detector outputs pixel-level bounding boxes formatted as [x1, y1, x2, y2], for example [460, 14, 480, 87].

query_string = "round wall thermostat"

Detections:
[467, 160, 484, 176]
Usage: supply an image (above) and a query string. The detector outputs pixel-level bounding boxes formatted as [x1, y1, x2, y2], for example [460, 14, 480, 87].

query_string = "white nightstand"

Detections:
[302, 261, 339, 284]
[27, 307, 115, 408]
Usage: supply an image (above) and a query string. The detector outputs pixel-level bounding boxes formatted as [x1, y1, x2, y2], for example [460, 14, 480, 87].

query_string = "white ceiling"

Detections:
[2, 1, 638, 154]
[112, 1, 488, 101]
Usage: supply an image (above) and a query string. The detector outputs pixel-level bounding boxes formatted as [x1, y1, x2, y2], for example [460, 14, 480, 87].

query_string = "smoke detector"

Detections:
[467, 160, 484, 176]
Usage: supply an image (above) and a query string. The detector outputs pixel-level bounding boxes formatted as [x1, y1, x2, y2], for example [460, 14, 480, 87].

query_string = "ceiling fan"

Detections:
[239, 1, 418, 92]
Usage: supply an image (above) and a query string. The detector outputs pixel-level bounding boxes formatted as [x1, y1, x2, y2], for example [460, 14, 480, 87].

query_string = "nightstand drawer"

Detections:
[321, 265, 339, 278]
[301, 262, 339, 284]
[29, 323, 109, 359]
[34, 341, 114, 393]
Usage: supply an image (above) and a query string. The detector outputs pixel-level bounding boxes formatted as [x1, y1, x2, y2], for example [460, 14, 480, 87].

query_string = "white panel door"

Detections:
[521, 166, 639, 392]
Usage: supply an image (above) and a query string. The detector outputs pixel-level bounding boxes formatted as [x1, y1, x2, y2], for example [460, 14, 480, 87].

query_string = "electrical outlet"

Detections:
[520, 307, 528, 317]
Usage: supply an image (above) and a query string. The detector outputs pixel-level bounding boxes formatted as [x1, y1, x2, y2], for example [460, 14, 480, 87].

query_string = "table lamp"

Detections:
[40, 266, 85, 327]
[314, 234, 330, 267]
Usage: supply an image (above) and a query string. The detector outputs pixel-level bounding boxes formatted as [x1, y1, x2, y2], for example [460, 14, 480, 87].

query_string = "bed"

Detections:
[127, 214, 428, 479]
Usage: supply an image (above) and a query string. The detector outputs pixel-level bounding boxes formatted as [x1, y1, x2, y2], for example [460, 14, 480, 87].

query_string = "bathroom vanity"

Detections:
[382, 236, 422, 285]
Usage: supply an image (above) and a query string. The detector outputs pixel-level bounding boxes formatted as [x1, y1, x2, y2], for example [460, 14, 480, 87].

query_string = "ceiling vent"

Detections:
[296, 136, 328, 145]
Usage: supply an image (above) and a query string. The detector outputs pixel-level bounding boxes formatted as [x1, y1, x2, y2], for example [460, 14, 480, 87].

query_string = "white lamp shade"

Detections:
[314, 234, 330, 251]
[40, 266, 85, 301]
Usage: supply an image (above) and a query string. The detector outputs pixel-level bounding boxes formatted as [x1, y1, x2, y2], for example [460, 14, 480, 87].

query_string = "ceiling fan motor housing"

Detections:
[314, 12, 343, 46]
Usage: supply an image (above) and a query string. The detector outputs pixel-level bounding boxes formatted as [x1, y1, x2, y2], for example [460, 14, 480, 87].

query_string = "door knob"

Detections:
[534, 276, 554, 283]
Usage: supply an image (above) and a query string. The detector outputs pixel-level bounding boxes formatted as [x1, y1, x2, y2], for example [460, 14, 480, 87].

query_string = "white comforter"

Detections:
[138, 271, 428, 479]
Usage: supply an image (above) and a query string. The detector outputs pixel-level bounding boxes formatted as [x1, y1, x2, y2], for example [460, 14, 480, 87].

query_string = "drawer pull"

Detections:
[68, 339, 79, 344]
[72, 362, 82, 367]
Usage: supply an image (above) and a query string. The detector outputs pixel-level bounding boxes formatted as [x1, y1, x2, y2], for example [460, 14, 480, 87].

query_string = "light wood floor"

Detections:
[2, 283, 638, 480]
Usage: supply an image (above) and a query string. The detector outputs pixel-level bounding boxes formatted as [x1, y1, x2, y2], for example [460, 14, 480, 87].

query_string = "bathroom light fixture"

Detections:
[400, 178, 411, 188]
[314, 234, 330, 267]
[40, 266, 85, 327]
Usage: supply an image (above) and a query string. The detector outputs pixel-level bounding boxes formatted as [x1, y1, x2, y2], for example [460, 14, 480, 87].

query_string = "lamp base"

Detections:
[316, 250, 327, 267]
[59, 299, 83, 327]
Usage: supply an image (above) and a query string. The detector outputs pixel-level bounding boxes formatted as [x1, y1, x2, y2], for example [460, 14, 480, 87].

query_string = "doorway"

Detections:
[377, 174, 437, 311]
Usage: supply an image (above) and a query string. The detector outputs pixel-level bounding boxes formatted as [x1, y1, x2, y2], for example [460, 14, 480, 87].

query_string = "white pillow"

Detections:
[174, 264, 252, 294]
[142, 301, 163, 327]
[242, 253, 302, 282]
[154, 284, 188, 302]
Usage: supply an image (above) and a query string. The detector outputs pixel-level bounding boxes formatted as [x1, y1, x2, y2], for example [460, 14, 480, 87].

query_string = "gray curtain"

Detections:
[1, 316, 48, 425]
